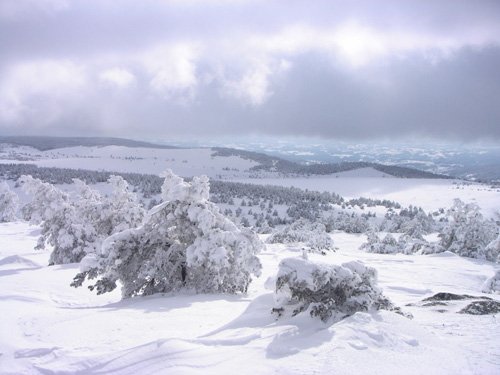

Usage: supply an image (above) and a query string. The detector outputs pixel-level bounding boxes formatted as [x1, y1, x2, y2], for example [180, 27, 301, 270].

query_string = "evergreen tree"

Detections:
[0, 181, 19, 222]
[273, 258, 394, 322]
[72, 170, 263, 297]
[439, 199, 498, 260]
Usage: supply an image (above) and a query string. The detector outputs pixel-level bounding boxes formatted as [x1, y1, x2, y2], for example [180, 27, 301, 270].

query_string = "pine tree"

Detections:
[72, 170, 263, 298]
[273, 257, 394, 322]
[439, 199, 498, 260]
[20, 175, 95, 264]
[20, 175, 145, 265]
[0, 181, 19, 222]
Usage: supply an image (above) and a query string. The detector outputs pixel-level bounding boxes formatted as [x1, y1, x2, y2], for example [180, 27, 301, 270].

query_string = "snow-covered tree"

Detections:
[272, 257, 394, 322]
[0, 181, 18, 222]
[481, 235, 500, 263]
[72, 170, 263, 297]
[361, 230, 430, 255]
[20, 175, 68, 225]
[20, 175, 145, 265]
[267, 219, 334, 253]
[361, 232, 399, 254]
[20, 175, 95, 264]
[397, 234, 429, 254]
[418, 242, 445, 255]
[330, 212, 369, 233]
[439, 199, 498, 261]
[99, 175, 145, 235]
[482, 269, 500, 294]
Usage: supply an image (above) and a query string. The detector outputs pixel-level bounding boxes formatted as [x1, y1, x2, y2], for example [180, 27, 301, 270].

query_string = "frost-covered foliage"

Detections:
[381, 206, 436, 234]
[20, 175, 95, 264]
[99, 175, 145, 235]
[360, 231, 428, 255]
[20, 175, 144, 265]
[417, 242, 446, 255]
[482, 269, 500, 294]
[439, 199, 498, 261]
[482, 235, 500, 263]
[329, 212, 369, 234]
[267, 219, 335, 253]
[20, 175, 68, 225]
[73, 170, 263, 298]
[0, 181, 18, 222]
[347, 197, 401, 209]
[396, 234, 429, 254]
[273, 257, 392, 322]
[361, 232, 399, 254]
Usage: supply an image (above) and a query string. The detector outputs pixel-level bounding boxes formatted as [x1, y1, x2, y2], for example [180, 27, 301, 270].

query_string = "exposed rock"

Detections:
[422, 301, 448, 307]
[423, 292, 491, 302]
[458, 300, 500, 315]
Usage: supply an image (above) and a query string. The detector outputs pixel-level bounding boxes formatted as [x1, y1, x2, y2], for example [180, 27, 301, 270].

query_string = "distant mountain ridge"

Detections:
[0, 135, 450, 179]
[0, 136, 178, 151]
[212, 147, 451, 179]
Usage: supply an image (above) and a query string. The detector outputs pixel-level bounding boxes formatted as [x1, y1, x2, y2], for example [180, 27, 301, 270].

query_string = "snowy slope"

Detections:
[1, 221, 498, 374]
[331, 167, 393, 178]
[0, 145, 259, 178]
[233, 177, 500, 218]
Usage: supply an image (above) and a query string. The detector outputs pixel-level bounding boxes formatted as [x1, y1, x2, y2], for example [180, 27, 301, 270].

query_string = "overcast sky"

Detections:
[1, 0, 499, 142]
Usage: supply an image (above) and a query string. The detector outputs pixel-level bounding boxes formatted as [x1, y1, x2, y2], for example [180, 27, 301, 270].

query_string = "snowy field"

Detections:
[0, 145, 258, 178]
[1, 144, 498, 217]
[1, 221, 498, 374]
[0, 144, 499, 374]
[234, 173, 500, 219]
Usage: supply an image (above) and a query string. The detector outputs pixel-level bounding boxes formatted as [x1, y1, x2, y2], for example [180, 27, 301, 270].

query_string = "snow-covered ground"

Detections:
[1, 221, 498, 374]
[234, 176, 500, 218]
[0, 145, 258, 178]
[2, 143, 498, 216]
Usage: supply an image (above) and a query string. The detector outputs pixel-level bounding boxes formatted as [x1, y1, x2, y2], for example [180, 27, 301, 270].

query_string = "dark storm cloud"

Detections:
[1, 0, 500, 141]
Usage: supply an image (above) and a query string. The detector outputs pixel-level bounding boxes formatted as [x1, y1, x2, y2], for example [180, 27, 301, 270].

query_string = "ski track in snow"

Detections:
[0, 222, 499, 374]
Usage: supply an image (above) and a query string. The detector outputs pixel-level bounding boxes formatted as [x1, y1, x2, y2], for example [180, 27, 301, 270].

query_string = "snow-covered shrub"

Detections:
[400, 219, 426, 240]
[439, 199, 498, 261]
[267, 219, 335, 253]
[360, 232, 398, 254]
[255, 223, 273, 234]
[360, 231, 428, 255]
[381, 207, 435, 235]
[98, 175, 145, 235]
[72, 170, 263, 297]
[481, 235, 500, 263]
[20, 175, 145, 265]
[332, 212, 369, 233]
[272, 257, 392, 322]
[20, 175, 69, 225]
[20, 175, 93, 264]
[397, 234, 428, 254]
[417, 242, 445, 255]
[0, 181, 18, 222]
[482, 270, 500, 294]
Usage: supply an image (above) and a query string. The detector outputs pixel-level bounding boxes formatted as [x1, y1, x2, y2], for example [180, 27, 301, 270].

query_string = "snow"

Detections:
[1, 221, 499, 374]
[2, 143, 497, 217]
[1, 144, 499, 373]
[330, 167, 393, 178]
[0, 145, 259, 178]
[234, 177, 500, 218]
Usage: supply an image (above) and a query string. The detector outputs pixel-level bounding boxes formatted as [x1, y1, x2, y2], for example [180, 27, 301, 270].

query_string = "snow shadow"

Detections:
[199, 293, 335, 358]
[0, 254, 43, 276]
[265, 319, 335, 358]
[61, 292, 249, 314]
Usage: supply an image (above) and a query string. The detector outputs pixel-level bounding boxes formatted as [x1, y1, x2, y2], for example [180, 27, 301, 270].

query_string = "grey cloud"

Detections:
[1, 0, 500, 142]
